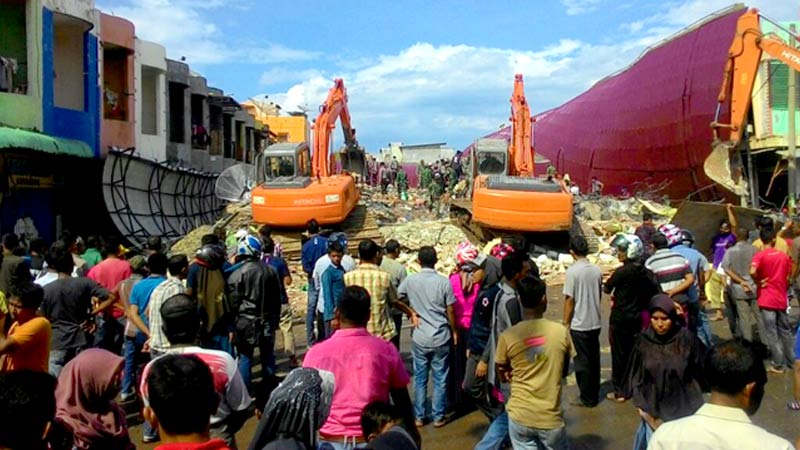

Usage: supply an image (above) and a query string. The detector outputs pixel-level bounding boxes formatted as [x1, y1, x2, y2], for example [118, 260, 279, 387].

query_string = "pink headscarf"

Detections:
[455, 241, 479, 265]
[55, 349, 133, 450]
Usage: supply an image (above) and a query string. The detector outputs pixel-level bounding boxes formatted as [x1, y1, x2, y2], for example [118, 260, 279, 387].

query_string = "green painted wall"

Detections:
[764, 20, 800, 137]
[0, 1, 42, 131]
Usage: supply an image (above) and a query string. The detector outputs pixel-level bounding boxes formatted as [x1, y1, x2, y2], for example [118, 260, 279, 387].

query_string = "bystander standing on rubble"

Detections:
[720, 228, 760, 342]
[301, 220, 328, 347]
[380, 239, 408, 349]
[398, 246, 454, 428]
[604, 234, 658, 402]
[562, 236, 602, 408]
[635, 213, 657, 257]
[590, 176, 604, 197]
[379, 163, 392, 195]
[496, 276, 572, 450]
[750, 227, 794, 374]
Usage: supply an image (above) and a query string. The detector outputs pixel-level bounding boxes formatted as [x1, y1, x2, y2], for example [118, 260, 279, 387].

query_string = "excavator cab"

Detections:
[474, 138, 509, 176]
[255, 142, 312, 187]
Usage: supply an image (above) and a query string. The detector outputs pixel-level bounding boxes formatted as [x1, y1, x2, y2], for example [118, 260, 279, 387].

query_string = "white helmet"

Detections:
[610, 233, 643, 260]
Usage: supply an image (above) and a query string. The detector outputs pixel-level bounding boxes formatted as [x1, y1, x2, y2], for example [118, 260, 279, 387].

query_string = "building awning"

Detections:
[0, 127, 93, 158]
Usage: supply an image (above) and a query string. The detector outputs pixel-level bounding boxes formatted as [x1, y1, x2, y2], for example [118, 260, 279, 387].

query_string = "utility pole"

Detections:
[789, 24, 797, 213]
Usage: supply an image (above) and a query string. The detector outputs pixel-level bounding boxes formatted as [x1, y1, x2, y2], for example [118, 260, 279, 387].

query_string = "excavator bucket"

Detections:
[704, 139, 748, 197]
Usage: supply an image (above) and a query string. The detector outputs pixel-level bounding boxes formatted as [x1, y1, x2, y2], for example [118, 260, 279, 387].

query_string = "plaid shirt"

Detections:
[344, 263, 397, 340]
[147, 277, 186, 352]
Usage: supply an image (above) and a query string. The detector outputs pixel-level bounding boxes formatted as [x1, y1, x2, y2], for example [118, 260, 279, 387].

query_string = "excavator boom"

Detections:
[707, 8, 800, 196]
[509, 74, 534, 177]
[311, 79, 358, 178]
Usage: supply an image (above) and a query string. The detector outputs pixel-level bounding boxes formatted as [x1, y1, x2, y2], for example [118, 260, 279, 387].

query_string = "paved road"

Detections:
[131, 284, 800, 449]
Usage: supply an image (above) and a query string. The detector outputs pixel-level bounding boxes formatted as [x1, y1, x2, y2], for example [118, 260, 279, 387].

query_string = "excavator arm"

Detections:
[311, 78, 358, 178]
[509, 74, 535, 177]
[707, 8, 800, 196]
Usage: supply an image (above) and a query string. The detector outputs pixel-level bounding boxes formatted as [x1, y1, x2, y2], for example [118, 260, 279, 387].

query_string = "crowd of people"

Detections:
[364, 155, 465, 212]
[1, 200, 800, 449]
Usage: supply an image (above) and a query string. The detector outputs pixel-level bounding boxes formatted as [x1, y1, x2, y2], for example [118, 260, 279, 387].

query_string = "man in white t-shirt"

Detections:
[649, 339, 793, 450]
[140, 294, 251, 449]
[562, 235, 602, 408]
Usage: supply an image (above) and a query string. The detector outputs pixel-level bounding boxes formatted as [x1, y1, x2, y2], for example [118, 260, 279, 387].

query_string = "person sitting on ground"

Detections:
[144, 354, 231, 450]
[0, 370, 57, 450]
[0, 283, 51, 372]
[53, 348, 133, 450]
[361, 401, 419, 450]
[247, 367, 335, 450]
[648, 339, 793, 449]
[141, 294, 252, 449]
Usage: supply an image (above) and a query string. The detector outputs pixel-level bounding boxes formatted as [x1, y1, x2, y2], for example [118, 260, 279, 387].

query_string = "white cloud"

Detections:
[561, 0, 602, 15]
[98, 0, 317, 65]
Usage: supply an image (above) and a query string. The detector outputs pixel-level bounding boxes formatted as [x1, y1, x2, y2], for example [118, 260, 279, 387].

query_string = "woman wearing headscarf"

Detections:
[622, 294, 706, 450]
[448, 241, 481, 412]
[52, 348, 133, 450]
[247, 367, 335, 450]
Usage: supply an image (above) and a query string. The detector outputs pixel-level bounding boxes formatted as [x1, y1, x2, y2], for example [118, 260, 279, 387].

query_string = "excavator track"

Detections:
[449, 199, 598, 255]
[272, 204, 383, 262]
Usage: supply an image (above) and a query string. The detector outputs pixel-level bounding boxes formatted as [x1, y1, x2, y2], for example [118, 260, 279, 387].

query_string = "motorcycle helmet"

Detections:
[195, 244, 226, 270]
[237, 234, 263, 257]
[657, 223, 682, 247]
[679, 229, 695, 248]
[610, 233, 644, 260]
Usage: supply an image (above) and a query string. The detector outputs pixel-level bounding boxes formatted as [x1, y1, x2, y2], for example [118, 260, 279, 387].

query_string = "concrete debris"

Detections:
[380, 220, 471, 275]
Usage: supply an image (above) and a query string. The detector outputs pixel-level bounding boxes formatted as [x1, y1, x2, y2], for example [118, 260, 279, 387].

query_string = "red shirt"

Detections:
[155, 439, 230, 450]
[303, 328, 410, 436]
[88, 258, 133, 291]
[751, 248, 792, 310]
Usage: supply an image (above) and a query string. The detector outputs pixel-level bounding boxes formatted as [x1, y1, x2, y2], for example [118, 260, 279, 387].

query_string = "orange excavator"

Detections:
[251, 79, 360, 227]
[706, 8, 800, 198]
[453, 74, 573, 243]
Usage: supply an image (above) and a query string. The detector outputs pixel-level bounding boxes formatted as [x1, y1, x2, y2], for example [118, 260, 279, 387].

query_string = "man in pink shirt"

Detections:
[303, 286, 420, 450]
[750, 227, 794, 373]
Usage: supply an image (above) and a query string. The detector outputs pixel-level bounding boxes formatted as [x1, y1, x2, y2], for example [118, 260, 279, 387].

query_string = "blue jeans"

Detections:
[204, 332, 234, 356]
[475, 410, 509, 450]
[306, 275, 319, 346]
[318, 439, 368, 450]
[412, 341, 450, 422]
[508, 416, 567, 450]
[697, 307, 712, 348]
[122, 335, 147, 396]
[632, 419, 653, 450]
[760, 308, 795, 369]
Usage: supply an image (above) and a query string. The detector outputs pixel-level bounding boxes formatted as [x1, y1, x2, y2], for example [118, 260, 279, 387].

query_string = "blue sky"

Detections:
[99, 0, 796, 153]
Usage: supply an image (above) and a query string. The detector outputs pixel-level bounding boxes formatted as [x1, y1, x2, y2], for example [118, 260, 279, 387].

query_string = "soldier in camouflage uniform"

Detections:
[429, 172, 444, 214]
[395, 168, 408, 199]
[419, 161, 433, 191]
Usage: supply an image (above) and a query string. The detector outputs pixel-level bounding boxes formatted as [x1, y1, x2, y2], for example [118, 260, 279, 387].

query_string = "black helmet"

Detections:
[195, 244, 226, 270]
[679, 229, 695, 247]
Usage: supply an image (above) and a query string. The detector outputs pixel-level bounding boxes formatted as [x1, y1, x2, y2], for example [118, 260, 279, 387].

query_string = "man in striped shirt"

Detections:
[645, 233, 695, 305]
[344, 240, 415, 341]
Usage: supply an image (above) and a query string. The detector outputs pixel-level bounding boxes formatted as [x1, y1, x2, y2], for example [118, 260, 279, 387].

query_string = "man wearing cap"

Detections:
[140, 294, 252, 449]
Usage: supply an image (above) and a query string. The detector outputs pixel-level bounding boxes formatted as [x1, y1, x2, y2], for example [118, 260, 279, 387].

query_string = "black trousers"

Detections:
[571, 328, 601, 406]
[609, 317, 640, 395]
[463, 353, 503, 420]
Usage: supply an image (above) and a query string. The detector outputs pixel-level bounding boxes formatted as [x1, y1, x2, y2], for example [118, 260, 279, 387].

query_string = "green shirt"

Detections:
[81, 248, 102, 269]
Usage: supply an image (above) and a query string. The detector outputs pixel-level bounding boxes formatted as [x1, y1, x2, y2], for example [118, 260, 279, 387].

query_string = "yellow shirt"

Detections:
[0, 317, 52, 372]
[753, 237, 790, 256]
[495, 318, 574, 429]
[344, 264, 397, 340]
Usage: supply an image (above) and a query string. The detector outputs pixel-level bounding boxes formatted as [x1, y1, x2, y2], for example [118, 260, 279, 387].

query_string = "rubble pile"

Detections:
[577, 196, 676, 240]
[380, 221, 471, 274]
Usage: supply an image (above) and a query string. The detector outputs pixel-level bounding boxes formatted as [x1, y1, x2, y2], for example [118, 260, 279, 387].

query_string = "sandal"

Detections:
[606, 392, 628, 403]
